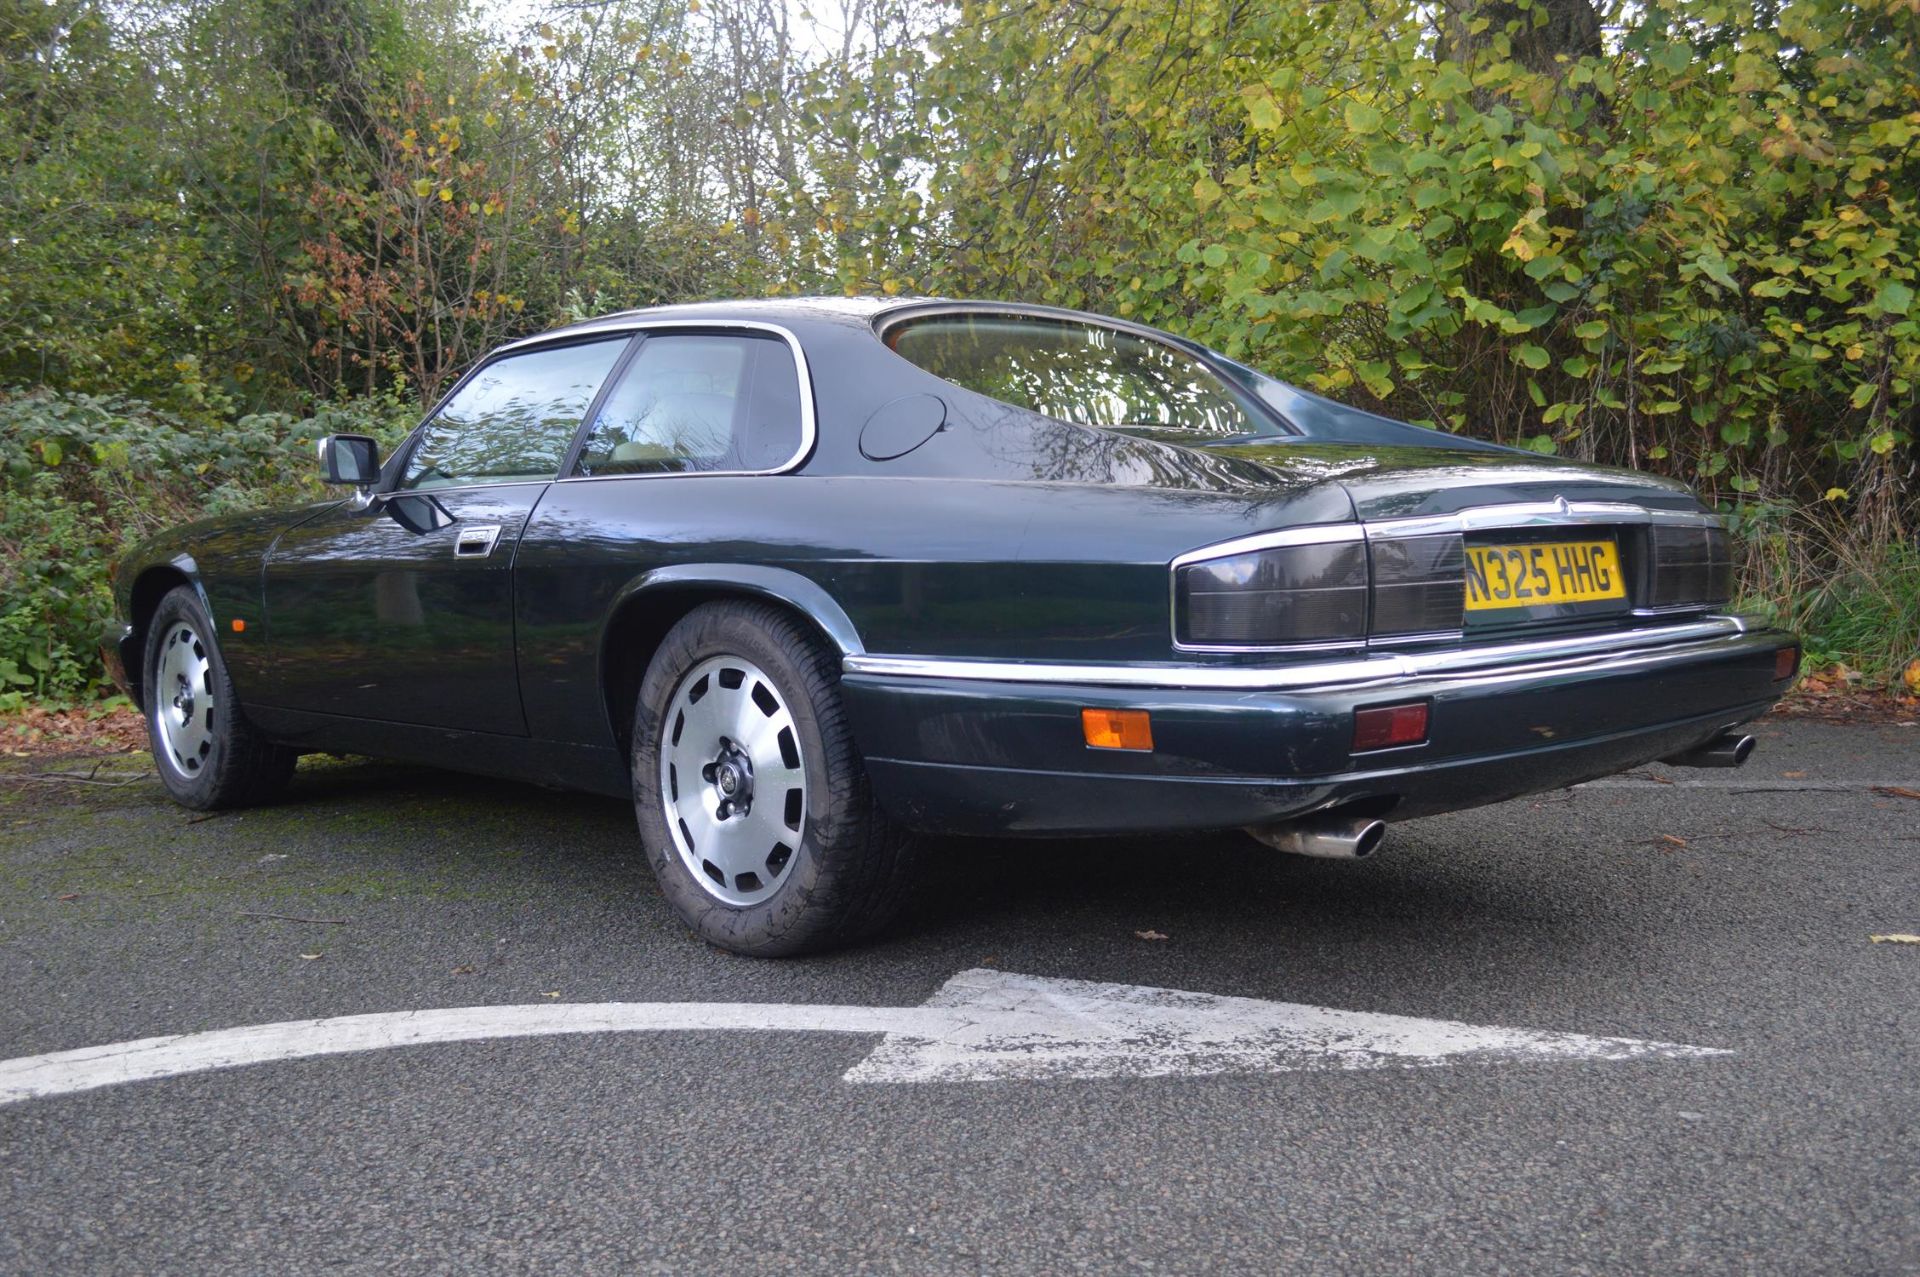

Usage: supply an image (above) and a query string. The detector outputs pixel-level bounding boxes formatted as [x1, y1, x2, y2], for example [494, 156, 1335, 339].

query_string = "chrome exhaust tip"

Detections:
[1661, 731, 1756, 769]
[1246, 816, 1388, 860]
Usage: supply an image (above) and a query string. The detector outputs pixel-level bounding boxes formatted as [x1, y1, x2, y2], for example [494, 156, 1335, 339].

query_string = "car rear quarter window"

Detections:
[886, 314, 1269, 441]
[401, 337, 628, 490]
[574, 333, 804, 476]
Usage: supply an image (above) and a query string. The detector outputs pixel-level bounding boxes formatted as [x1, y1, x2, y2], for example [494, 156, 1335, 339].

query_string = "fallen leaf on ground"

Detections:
[55, 892, 79, 901]
[451, 965, 475, 975]
[1, 703, 146, 756]
[1869, 934, 1920, 945]
[1780, 770, 1807, 779]
[299, 953, 323, 960]
[1872, 786, 1920, 801]
[1658, 834, 1689, 848]
[1134, 929, 1170, 941]
[542, 990, 561, 998]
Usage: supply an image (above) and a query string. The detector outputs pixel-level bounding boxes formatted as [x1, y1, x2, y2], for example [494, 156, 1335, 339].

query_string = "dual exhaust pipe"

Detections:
[1248, 729, 1756, 860]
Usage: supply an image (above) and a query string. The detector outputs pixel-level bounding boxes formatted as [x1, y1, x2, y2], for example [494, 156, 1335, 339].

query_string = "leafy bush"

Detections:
[0, 387, 419, 698]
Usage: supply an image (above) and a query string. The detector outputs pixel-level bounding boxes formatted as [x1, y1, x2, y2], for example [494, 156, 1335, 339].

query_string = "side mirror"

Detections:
[318, 434, 381, 486]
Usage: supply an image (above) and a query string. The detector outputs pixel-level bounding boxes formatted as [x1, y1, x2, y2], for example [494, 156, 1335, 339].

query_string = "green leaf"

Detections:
[1514, 344, 1551, 370]
[1573, 320, 1609, 341]
[1343, 100, 1382, 133]
[1200, 244, 1229, 268]
[1244, 94, 1283, 132]
[1849, 381, 1878, 409]
[1873, 281, 1914, 316]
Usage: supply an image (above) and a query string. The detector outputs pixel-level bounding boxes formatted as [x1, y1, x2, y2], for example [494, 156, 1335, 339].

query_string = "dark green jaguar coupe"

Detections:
[105, 298, 1799, 955]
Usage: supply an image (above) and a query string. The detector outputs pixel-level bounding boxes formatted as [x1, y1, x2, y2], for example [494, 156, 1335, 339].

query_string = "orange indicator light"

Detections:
[1082, 707, 1154, 752]
[1774, 646, 1799, 681]
[231, 619, 247, 633]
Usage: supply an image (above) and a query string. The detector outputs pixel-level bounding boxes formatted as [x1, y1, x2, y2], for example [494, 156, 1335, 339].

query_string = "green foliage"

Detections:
[0, 387, 418, 695]
[0, 473, 108, 701]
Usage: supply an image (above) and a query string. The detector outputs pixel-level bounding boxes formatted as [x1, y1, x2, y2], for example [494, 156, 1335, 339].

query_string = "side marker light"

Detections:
[1083, 708, 1153, 752]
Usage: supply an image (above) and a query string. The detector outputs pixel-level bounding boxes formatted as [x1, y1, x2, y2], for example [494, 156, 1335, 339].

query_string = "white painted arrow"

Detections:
[0, 968, 1727, 1107]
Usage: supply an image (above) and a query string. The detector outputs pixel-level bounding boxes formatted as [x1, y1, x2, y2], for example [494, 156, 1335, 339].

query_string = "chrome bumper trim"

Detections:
[842, 616, 1783, 693]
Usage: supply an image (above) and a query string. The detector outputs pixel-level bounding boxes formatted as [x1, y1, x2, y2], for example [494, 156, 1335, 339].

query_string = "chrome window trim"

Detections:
[845, 616, 1758, 693]
[513, 320, 819, 483]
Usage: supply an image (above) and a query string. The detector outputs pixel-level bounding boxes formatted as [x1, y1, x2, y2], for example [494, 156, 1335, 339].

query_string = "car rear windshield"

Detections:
[884, 314, 1281, 441]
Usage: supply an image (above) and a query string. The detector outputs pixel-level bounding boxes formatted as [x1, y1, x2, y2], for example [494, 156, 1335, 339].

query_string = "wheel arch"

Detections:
[597, 564, 864, 755]
[122, 558, 208, 710]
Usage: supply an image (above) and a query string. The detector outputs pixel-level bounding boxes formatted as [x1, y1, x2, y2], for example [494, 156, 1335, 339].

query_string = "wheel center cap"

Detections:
[708, 746, 754, 817]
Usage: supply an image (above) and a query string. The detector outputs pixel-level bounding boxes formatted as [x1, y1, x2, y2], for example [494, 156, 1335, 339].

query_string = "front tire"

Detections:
[632, 601, 916, 957]
[144, 586, 296, 810]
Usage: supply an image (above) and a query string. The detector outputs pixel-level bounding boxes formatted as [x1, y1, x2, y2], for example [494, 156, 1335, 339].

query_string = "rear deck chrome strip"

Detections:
[843, 616, 1770, 693]
[1361, 499, 1718, 541]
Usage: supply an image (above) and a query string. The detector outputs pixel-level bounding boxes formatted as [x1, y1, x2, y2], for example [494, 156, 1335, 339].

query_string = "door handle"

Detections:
[453, 525, 503, 558]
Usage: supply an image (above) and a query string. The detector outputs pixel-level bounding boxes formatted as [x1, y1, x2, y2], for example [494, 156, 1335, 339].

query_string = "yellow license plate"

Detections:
[1465, 539, 1625, 611]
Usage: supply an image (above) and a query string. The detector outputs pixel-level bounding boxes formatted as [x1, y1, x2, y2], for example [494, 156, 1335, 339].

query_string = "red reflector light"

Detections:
[1774, 646, 1799, 682]
[1082, 707, 1154, 751]
[1353, 702, 1429, 751]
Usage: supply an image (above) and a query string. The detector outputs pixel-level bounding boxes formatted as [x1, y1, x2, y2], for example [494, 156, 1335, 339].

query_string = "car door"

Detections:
[260, 335, 632, 733]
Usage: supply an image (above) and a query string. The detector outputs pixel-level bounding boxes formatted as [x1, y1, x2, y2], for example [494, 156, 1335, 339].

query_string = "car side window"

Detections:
[573, 333, 805, 476]
[401, 338, 628, 490]
[887, 314, 1270, 441]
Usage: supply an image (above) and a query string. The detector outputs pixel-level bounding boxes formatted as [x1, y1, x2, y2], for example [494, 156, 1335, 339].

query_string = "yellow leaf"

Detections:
[1904, 660, 1920, 695]
[438, 187, 454, 202]
[1193, 175, 1223, 206]
[1823, 487, 1850, 501]
[411, 178, 433, 198]
[1869, 934, 1920, 945]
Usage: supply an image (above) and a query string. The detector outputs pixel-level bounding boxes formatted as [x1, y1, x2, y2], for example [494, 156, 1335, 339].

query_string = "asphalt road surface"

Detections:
[3, 717, 1916, 1274]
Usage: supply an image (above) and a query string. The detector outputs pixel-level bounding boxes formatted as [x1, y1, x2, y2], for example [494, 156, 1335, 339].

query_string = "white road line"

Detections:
[843, 969, 1730, 1084]
[0, 968, 1729, 1106]
[1576, 778, 1916, 792]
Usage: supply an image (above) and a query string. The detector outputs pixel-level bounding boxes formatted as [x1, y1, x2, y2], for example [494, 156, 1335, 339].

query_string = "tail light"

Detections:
[1369, 533, 1465, 636]
[1172, 533, 1368, 649]
[1647, 523, 1733, 610]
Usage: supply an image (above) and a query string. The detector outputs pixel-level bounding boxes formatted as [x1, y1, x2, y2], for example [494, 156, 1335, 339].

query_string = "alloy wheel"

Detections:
[658, 654, 809, 906]
[154, 622, 215, 778]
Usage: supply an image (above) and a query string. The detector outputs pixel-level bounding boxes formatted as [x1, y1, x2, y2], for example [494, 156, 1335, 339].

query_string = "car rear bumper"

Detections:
[838, 617, 1798, 836]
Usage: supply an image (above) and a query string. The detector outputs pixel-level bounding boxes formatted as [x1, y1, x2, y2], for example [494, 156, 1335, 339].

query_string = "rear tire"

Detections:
[632, 600, 917, 957]
[144, 586, 296, 810]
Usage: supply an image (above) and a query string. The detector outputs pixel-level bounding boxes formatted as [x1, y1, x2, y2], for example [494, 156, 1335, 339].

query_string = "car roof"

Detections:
[494, 296, 921, 352]
[491, 295, 1224, 357]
